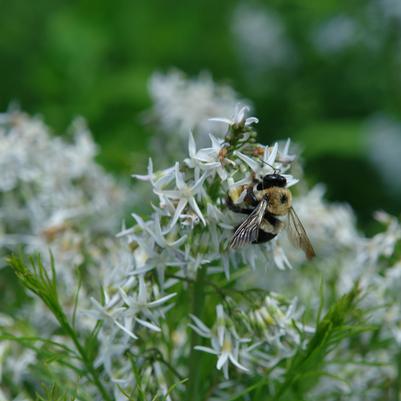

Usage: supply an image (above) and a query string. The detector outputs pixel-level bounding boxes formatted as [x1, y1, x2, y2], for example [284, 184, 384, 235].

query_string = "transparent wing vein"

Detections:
[229, 198, 268, 249]
[287, 207, 316, 259]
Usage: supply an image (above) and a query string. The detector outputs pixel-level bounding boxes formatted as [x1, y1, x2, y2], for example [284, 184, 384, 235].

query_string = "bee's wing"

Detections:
[229, 198, 268, 249]
[287, 207, 316, 259]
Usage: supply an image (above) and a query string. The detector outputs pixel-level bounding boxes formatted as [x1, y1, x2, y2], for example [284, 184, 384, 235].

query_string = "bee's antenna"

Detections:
[260, 159, 280, 174]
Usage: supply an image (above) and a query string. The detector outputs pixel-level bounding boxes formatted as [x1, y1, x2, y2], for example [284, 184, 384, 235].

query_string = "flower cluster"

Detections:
[0, 110, 129, 395]
[148, 71, 248, 138]
[0, 110, 126, 253]
[191, 294, 312, 379]
[147, 70, 251, 163]
[86, 106, 317, 397]
[3, 99, 401, 401]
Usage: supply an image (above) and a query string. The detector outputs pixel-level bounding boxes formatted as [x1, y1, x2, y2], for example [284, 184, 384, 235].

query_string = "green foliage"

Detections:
[1, 0, 400, 219]
[35, 384, 77, 401]
[228, 283, 373, 401]
[272, 284, 365, 399]
[8, 254, 113, 401]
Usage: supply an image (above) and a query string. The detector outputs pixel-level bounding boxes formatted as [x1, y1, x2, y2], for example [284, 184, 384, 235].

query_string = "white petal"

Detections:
[132, 158, 154, 181]
[189, 324, 210, 338]
[114, 320, 138, 340]
[283, 138, 291, 155]
[191, 171, 209, 193]
[133, 173, 150, 181]
[284, 175, 299, 188]
[194, 345, 217, 355]
[234, 151, 260, 172]
[245, 117, 259, 126]
[147, 157, 154, 175]
[135, 317, 161, 332]
[129, 265, 155, 275]
[174, 162, 185, 190]
[217, 167, 228, 181]
[235, 106, 249, 124]
[116, 226, 135, 237]
[154, 189, 182, 199]
[169, 234, 188, 247]
[217, 352, 229, 370]
[188, 131, 196, 158]
[138, 275, 148, 304]
[189, 314, 212, 335]
[188, 197, 206, 226]
[208, 117, 233, 124]
[131, 213, 147, 230]
[148, 292, 177, 307]
[118, 287, 131, 306]
[228, 354, 249, 372]
[168, 198, 187, 230]
[266, 143, 279, 165]
[154, 170, 176, 189]
[208, 133, 223, 149]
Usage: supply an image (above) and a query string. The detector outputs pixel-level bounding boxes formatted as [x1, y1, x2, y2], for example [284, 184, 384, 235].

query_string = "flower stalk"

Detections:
[187, 265, 207, 401]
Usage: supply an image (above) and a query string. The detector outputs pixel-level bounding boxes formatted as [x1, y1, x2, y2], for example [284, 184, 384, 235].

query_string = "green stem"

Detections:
[60, 316, 113, 401]
[396, 349, 401, 401]
[187, 266, 207, 401]
[9, 255, 113, 401]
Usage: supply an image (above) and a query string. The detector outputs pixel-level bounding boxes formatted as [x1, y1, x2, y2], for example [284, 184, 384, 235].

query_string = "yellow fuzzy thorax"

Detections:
[256, 187, 292, 216]
[228, 184, 292, 216]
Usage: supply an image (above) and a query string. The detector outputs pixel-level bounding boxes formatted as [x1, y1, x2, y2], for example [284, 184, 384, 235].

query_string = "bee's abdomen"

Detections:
[252, 230, 277, 244]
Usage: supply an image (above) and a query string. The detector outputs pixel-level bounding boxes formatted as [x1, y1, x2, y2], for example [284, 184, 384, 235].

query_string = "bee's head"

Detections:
[262, 173, 287, 189]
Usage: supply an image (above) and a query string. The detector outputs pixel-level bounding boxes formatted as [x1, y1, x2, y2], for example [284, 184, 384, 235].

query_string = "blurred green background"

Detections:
[1, 0, 401, 230]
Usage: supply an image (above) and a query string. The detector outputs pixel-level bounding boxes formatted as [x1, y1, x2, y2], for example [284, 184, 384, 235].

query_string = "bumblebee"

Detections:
[227, 172, 315, 259]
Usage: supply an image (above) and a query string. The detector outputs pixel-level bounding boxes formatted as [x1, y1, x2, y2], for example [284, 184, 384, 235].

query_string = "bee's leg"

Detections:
[244, 186, 259, 207]
[252, 230, 277, 244]
[226, 197, 253, 215]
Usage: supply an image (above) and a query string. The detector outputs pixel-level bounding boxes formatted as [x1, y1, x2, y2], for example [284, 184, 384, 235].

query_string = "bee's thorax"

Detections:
[255, 186, 292, 216]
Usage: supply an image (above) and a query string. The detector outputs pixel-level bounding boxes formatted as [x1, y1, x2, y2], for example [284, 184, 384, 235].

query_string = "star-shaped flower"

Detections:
[118, 275, 177, 334]
[133, 158, 176, 190]
[154, 163, 208, 229]
[209, 105, 258, 129]
[235, 142, 298, 187]
[185, 132, 234, 181]
[190, 305, 250, 379]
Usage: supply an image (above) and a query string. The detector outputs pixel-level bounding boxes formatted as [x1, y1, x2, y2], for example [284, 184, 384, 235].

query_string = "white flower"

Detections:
[133, 157, 176, 190]
[231, 4, 295, 74]
[185, 132, 234, 181]
[148, 70, 249, 140]
[356, 211, 401, 267]
[312, 15, 359, 55]
[154, 162, 208, 228]
[277, 138, 297, 164]
[86, 292, 130, 336]
[235, 142, 298, 186]
[117, 276, 177, 334]
[130, 213, 187, 249]
[191, 305, 250, 379]
[290, 185, 360, 259]
[272, 241, 293, 270]
[210, 105, 258, 129]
